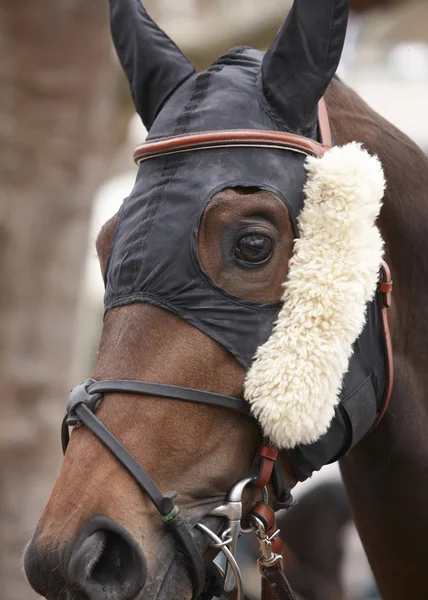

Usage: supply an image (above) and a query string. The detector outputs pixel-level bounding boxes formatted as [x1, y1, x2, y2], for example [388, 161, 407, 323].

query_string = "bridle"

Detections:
[62, 379, 251, 598]
[62, 102, 328, 600]
[62, 100, 390, 600]
[62, 380, 295, 600]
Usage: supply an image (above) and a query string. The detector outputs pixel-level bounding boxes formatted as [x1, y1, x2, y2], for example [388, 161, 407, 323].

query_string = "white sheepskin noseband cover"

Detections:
[244, 143, 385, 449]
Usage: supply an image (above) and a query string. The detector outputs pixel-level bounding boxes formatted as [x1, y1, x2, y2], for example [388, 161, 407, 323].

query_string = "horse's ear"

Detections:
[261, 0, 349, 135]
[109, 0, 195, 130]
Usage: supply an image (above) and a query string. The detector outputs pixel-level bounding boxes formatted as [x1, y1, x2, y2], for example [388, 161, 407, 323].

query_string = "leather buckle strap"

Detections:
[253, 443, 295, 510]
[251, 502, 282, 556]
[378, 260, 393, 309]
[254, 443, 279, 488]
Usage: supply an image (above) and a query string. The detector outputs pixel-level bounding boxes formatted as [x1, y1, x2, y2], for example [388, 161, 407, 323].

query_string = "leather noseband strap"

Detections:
[87, 379, 251, 416]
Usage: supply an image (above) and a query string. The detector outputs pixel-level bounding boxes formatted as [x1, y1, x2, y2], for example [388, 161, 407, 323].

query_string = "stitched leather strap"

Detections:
[134, 129, 327, 164]
[133, 99, 331, 164]
[254, 444, 279, 488]
[260, 565, 296, 600]
[251, 502, 282, 555]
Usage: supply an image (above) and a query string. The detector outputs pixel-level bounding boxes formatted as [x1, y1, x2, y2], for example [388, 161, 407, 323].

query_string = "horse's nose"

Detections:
[25, 516, 147, 600]
[66, 516, 147, 599]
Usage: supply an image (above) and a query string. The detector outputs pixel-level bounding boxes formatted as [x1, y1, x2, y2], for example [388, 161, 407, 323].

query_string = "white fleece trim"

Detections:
[244, 142, 385, 449]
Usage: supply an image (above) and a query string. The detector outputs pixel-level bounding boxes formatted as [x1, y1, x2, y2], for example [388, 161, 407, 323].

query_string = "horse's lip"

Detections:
[139, 515, 224, 600]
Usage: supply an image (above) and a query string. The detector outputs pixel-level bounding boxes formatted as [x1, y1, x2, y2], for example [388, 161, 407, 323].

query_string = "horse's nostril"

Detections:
[91, 530, 129, 584]
[67, 516, 147, 600]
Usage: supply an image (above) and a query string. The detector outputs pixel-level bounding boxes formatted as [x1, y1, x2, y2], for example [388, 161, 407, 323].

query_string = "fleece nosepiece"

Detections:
[244, 143, 385, 449]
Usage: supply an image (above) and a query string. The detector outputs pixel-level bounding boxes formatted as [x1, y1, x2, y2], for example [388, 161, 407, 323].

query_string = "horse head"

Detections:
[24, 2, 387, 599]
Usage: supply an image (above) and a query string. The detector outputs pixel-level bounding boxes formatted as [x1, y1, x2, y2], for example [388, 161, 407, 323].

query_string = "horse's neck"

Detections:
[327, 79, 428, 349]
[326, 80, 428, 599]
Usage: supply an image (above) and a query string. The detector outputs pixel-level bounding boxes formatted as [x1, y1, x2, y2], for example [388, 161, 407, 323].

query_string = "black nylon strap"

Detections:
[87, 379, 251, 416]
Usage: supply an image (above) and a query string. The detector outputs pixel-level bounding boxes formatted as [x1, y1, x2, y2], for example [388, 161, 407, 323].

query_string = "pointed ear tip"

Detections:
[260, 0, 349, 133]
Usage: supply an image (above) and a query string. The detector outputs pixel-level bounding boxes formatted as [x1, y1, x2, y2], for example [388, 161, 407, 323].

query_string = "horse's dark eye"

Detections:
[235, 234, 273, 264]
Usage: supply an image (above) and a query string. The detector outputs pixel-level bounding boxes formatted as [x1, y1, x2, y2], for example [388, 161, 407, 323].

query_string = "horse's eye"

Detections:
[235, 234, 273, 264]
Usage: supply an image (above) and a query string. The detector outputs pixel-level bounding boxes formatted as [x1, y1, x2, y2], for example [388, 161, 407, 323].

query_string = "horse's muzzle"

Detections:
[24, 515, 147, 600]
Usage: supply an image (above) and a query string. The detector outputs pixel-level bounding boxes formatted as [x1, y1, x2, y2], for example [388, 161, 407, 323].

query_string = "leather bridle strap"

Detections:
[260, 566, 295, 600]
[133, 100, 331, 164]
[88, 379, 251, 416]
[318, 97, 332, 149]
[62, 378, 253, 600]
[134, 129, 327, 164]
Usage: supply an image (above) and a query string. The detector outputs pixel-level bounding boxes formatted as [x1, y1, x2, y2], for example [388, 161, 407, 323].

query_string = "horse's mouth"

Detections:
[140, 516, 222, 600]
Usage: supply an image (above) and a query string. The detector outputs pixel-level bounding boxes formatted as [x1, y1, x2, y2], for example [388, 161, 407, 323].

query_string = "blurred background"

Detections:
[1, 1, 427, 598]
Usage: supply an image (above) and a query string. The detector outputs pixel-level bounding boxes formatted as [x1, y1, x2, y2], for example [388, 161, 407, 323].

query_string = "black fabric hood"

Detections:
[105, 0, 350, 362]
[105, 47, 311, 368]
[103, 0, 390, 480]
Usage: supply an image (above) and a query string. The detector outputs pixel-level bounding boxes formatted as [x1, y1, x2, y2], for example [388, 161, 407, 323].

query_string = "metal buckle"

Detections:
[251, 514, 284, 573]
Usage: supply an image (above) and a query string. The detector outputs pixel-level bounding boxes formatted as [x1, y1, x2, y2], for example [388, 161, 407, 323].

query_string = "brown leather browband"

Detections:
[134, 100, 332, 164]
[134, 130, 328, 164]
